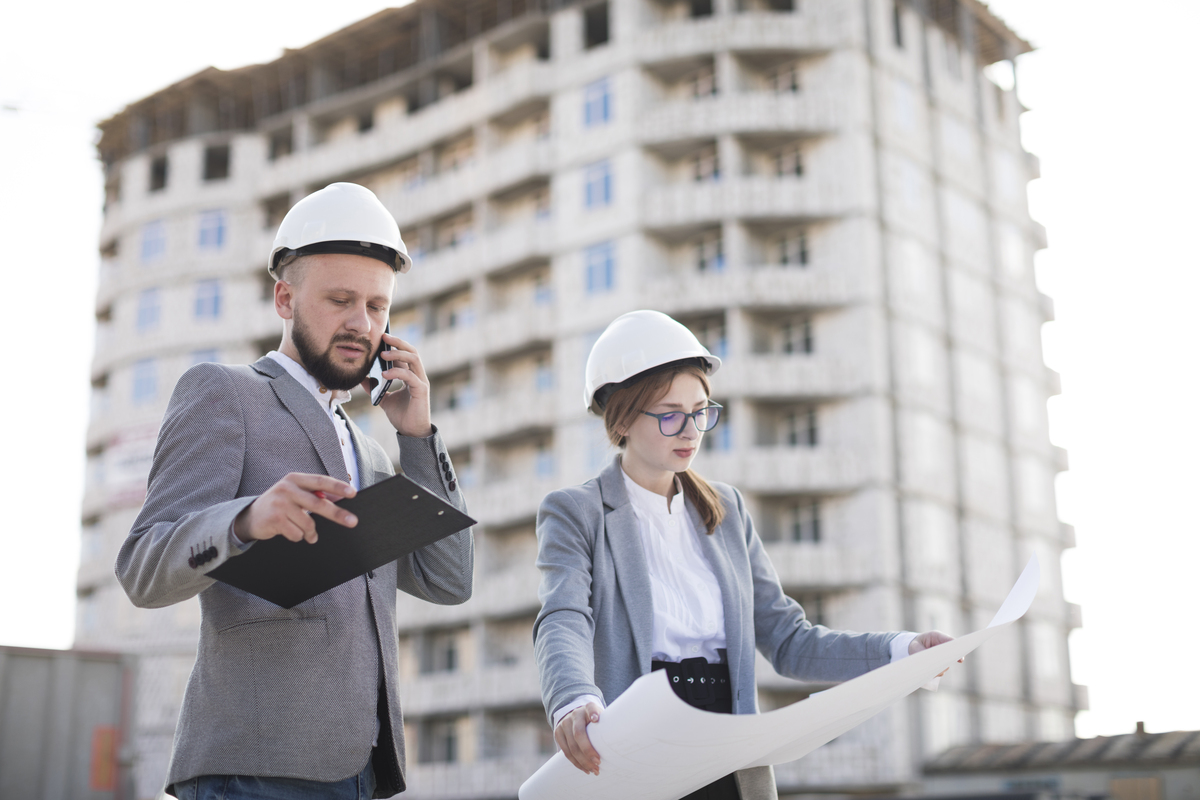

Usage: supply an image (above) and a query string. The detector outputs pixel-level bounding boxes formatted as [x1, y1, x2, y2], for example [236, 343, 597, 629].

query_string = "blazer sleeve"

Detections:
[115, 364, 257, 609]
[532, 487, 602, 725]
[732, 487, 897, 682]
[393, 427, 474, 605]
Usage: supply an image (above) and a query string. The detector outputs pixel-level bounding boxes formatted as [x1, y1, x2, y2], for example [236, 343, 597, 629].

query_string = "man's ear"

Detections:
[274, 280, 294, 320]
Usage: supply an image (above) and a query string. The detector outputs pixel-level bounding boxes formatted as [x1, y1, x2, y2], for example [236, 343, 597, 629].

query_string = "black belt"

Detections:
[652, 657, 732, 710]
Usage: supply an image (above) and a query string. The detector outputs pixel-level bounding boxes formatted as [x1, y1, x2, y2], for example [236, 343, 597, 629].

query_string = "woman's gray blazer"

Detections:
[533, 457, 899, 800]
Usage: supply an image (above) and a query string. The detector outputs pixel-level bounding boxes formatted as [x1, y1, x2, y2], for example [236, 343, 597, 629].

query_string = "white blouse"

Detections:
[622, 469, 728, 664]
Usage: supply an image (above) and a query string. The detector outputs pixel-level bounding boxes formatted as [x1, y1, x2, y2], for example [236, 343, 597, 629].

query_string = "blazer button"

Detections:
[188, 556, 197, 569]
[448, 480, 457, 492]
[438, 452, 448, 464]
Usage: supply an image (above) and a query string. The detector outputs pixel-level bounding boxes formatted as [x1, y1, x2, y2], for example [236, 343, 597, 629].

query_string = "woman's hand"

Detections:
[554, 701, 604, 775]
[910, 630, 964, 677]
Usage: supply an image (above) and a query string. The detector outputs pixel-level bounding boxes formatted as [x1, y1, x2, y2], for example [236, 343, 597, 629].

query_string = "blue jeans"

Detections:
[174, 759, 376, 800]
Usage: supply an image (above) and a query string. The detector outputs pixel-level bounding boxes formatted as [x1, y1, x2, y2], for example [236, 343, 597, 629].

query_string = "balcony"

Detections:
[468, 474, 559, 528]
[258, 60, 554, 202]
[694, 446, 870, 493]
[419, 324, 480, 374]
[387, 162, 483, 229]
[477, 388, 557, 443]
[404, 756, 550, 800]
[718, 354, 871, 399]
[642, 264, 856, 314]
[481, 299, 555, 358]
[642, 177, 852, 230]
[399, 661, 542, 717]
[636, 13, 840, 65]
[404, 217, 554, 302]
[640, 92, 840, 145]
[761, 541, 879, 589]
[395, 561, 541, 631]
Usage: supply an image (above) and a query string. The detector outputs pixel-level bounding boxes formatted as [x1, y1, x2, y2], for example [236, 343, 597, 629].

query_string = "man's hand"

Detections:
[909, 630, 964, 678]
[365, 331, 433, 438]
[554, 701, 603, 775]
[233, 473, 357, 544]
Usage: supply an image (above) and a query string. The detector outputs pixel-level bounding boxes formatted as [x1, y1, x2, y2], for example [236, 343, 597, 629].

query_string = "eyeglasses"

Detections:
[642, 403, 723, 436]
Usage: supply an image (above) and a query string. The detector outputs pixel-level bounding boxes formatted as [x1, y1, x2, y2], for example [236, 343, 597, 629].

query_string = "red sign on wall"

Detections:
[90, 725, 118, 791]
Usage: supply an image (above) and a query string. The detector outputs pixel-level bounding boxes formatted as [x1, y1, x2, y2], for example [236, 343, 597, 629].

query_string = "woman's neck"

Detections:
[620, 454, 678, 500]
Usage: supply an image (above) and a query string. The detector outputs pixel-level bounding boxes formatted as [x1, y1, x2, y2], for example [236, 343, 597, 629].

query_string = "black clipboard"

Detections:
[209, 473, 475, 608]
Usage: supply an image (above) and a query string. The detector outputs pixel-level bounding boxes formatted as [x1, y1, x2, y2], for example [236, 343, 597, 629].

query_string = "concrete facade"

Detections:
[83, 1, 1082, 797]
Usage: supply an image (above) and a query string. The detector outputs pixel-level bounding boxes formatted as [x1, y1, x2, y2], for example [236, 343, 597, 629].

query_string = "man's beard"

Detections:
[291, 310, 378, 392]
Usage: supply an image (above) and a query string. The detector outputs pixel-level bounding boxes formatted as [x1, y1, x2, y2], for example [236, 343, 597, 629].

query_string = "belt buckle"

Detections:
[681, 657, 716, 706]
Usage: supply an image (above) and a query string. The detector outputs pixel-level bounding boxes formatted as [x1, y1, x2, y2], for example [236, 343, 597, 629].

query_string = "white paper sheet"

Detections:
[519, 555, 1040, 800]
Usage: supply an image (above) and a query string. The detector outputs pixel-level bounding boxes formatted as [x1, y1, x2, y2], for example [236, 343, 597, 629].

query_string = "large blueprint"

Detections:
[520, 555, 1040, 800]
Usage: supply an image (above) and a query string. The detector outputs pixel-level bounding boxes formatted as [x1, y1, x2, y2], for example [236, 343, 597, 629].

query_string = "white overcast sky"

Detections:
[2, 1, 1197, 740]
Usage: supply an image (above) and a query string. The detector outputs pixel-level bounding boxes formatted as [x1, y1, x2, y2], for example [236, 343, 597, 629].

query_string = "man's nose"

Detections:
[344, 303, 371, 334]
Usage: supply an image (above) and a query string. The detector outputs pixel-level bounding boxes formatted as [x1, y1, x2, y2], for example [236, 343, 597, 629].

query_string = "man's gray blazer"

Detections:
[116, 356, 474, 798]
[533, 457, 898, 800]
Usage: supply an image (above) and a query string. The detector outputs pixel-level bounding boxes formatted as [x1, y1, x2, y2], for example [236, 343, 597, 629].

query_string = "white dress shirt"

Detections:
[552, 467, 918, 728]
[267, 350, 361, 490]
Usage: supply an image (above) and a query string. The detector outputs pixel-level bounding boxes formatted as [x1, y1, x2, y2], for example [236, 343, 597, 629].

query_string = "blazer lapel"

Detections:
[255, 356, 348, 482]
[597, 457, 655, 674]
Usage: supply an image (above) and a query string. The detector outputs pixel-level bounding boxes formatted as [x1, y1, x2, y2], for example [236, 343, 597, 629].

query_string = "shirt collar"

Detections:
[267, 351, 353, 412]
[621, 465, 685, 517]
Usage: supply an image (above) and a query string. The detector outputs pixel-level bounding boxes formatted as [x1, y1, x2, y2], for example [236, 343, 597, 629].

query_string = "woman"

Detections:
[533, 310, 954, 800]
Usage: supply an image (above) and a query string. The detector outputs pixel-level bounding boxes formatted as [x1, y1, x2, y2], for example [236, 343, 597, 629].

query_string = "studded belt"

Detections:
[651, 657, 732, 709]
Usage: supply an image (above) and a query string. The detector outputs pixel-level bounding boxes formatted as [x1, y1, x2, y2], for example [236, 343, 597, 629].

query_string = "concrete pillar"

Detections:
[713, 0, 736, 15]
[722, 220, 749, 269]
[472, 39, 494, 85]
[292, 113, 314, 151]
[715, 51, 739, 95]
[551, 7, 583, 63]
[717, 133, 742, 179]
[611, 0, 644, 44]
[726, 307, 751, 360]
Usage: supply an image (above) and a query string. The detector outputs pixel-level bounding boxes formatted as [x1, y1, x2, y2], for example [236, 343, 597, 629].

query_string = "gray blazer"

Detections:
[116, 356, 473, 797]
[533, 457, 897, 800]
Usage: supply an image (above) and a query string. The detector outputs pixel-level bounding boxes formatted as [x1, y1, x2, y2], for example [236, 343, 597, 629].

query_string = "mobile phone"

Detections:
[368, 322, 405, 406]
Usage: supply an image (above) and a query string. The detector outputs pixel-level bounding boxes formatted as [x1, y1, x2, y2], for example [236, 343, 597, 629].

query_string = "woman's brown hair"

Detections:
[602, 362, 726, 535]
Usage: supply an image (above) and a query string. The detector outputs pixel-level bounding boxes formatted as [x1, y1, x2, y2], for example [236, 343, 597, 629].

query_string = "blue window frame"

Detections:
[141, 220, 166, 263]
[136, 288, 161, 332]
[535, 447, 555, 478]
[194, 279, 222, 319]
[584, 78, 612, 127]
[584, 242, 615, 293]
[132, 358, 157, 404]
[584, 160, 612, 208]
[535, 361, 554, 392]
[198, 210, 226, 250]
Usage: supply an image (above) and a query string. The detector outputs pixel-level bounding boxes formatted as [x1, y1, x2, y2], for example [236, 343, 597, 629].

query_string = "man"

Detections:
[116, 182, 473, 799]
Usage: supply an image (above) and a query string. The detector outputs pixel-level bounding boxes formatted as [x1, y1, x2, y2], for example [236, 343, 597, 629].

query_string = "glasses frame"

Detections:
[642, 402, 723, 437]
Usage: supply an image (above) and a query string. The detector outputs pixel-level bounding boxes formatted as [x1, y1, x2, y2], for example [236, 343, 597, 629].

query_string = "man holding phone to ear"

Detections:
[116, 182, 473, 800]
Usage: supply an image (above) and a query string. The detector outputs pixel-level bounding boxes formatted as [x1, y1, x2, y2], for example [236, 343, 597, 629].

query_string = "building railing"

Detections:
[636, 12, 840, 65]
[639, 91, 841, 144]
[642, 263, 856, 314]
[695, 446, 870, 492]
[641, 176, 854, 229]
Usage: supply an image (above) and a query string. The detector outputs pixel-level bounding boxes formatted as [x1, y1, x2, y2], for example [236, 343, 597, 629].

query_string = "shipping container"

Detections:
[0, 646, 134, 800]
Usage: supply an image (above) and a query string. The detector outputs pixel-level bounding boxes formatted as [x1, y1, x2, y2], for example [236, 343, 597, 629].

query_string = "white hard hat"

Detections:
[268, 182, 410, 278]
[584, 310, 721, 415]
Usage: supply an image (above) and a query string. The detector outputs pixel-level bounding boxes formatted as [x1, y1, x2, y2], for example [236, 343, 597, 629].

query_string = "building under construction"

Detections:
[84, 0, 1083, 797]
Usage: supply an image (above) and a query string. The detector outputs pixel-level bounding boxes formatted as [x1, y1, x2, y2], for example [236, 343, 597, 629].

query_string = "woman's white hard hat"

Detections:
[584, 309, 721, 415]
[268, 182, 411, 278]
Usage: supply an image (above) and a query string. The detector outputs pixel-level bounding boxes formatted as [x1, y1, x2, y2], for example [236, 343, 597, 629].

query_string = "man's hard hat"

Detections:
[584, 310, 721, 415]
[268, 182, 411, 278]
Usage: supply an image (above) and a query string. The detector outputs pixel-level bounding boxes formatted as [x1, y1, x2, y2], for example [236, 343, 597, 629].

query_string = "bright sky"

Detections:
[2, 0, 1196, 740]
